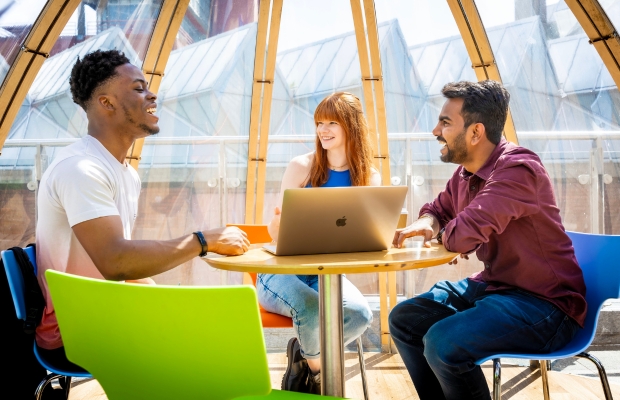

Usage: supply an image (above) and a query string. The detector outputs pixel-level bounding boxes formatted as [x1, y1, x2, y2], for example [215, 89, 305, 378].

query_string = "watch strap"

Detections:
[436, 227, 446, 245]
[193, 231, 208, 257]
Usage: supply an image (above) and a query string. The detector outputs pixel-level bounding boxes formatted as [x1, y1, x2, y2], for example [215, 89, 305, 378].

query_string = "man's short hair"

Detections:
[69, 50, 130, 111]
[440, 80, 510, 145]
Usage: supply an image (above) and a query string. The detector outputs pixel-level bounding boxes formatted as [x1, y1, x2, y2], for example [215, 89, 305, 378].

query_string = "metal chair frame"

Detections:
[477, 231, 619, 400]
[1, 246, 91, 400]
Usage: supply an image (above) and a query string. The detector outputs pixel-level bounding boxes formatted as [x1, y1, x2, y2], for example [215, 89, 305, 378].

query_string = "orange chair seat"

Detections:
[227, 225, 293, 328]
[259, 306, 294, 328]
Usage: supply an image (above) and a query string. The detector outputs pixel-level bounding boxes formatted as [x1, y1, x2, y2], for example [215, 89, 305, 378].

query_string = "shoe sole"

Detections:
[281, 338, 297, 390]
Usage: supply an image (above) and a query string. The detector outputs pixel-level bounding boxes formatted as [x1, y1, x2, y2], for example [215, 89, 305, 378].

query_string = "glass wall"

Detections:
[0, 0, 48, 246]
[0, 0, 162, 251]
[139, 0, 258, 285]
[2, 0, 620, 291]
[0, 0, 48, 85]
[0, 0, 260, 286]
[373, 0, 482, 296]
[476, 0, 620, 235]
[262, 0, 379, 292]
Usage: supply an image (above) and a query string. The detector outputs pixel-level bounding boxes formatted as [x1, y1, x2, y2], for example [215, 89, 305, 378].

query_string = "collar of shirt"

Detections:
[459, 138, 509, 182]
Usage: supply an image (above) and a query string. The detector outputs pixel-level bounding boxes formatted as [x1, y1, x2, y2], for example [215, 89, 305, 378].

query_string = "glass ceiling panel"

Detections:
[0, 0, 48, 85]
[477, 0, 620, 235]
[315, 34, 357, 93]
[296, 38, 343, 96]
[4, 0, 162, 145]
[600, 0, 620, 31]
[161, 40, 214, 98]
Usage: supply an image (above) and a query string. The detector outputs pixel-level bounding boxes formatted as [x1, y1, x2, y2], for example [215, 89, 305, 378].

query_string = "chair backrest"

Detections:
[1, 246, 37, 321]
[46, 270, 272, 400]
[227, 224, 271, 286]
[563, 231, 620, 353]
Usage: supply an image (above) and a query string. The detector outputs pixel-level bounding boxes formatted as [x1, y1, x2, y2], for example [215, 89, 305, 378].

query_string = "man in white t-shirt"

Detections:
[35, 50, 249, 369]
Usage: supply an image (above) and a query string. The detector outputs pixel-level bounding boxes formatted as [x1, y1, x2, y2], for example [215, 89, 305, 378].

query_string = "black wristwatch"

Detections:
[436, 227, 446, 245]
[193, 231, 208, 257]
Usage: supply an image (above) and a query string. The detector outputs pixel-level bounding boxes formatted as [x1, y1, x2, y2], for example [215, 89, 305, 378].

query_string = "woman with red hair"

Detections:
[259, 92, 380, 394]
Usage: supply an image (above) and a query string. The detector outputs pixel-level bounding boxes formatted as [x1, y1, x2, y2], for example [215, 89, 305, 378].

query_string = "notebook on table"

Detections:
[263, 186, 408, 256]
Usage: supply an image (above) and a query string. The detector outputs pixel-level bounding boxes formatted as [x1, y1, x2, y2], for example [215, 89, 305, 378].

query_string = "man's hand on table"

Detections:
[205, 226, 250, 256]
[448, 254, 469, 265]
[393, 217, 435, 248]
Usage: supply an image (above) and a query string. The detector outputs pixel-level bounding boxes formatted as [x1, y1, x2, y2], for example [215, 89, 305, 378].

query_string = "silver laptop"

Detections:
[263, 186, 408, 256]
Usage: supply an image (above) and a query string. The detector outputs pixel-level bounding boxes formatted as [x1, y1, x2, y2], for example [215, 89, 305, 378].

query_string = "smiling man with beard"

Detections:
[34, 50, 249, 370]
[389, 80, 586, 400]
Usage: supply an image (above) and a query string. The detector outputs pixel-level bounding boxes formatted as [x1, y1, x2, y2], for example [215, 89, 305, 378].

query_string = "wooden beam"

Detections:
[254, 0, 283, 224]
[350, 0, 380, 171]
[565, 0, 620, 90]
[244, 0, 272, 224]
[127, 0, 190, 170]
[357, 0, 395, 352]
[362, 0, 391, 185]
[0, 0, 82, 152]
[445, 0, 518, 145]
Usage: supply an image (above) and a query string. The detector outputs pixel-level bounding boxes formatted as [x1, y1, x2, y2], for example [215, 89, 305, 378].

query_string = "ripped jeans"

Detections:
[257, 273, 373, 359]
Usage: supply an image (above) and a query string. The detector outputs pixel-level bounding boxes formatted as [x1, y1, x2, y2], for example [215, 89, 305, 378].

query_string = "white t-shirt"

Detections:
[35, 135, 140, 349]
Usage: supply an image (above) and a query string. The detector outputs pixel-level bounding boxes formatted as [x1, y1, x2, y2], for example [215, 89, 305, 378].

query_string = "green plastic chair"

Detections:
[46, 270, 351, 400]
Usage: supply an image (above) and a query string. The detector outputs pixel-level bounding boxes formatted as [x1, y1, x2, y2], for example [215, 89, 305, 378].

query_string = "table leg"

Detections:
[319, 274, 345, 397]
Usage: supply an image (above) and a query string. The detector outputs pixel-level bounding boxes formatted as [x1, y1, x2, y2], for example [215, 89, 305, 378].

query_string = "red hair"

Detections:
[305, 92, 374, 187]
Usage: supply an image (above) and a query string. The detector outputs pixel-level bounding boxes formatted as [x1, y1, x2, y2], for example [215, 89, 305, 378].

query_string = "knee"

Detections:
[388, 301, 408, 340]
[344, 302, 373, 334]
[422, 324, 465, 368]
[292, 296, 319, 327]
[389, 299, 432, 341]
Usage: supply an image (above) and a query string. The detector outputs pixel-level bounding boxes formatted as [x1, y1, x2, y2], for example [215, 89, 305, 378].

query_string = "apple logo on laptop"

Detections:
[336, 216, 347, 227]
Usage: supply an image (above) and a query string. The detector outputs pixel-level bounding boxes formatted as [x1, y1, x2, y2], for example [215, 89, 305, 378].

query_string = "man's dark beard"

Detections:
[122, 104, 159, 135]
[439, 128, 468, 164]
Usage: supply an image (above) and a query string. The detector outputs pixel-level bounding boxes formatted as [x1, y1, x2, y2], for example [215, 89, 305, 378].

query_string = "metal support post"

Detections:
[540, 360, 550, 400]
[590, 137, 604, 233]
[319, 274, 345, 397]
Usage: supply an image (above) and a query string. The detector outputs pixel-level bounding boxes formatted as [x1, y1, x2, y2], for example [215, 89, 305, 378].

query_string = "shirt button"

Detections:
[470, 185, 476, 191]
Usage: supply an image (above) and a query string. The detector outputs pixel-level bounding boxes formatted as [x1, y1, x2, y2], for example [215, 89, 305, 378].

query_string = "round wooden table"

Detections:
[205, 243, 457, 397]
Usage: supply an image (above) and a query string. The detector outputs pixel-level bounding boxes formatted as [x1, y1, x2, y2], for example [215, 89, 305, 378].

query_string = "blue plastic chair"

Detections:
[475, 231, 620, 400]
[1, 247, 91, 399]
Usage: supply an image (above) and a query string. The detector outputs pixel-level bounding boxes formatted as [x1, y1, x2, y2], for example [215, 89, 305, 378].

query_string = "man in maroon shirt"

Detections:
[389, 80, 586, 400]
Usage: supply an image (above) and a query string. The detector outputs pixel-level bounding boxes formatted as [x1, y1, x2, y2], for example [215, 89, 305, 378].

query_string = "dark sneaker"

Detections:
[281, 337, 310, 392]
[307, 371, 321, 395]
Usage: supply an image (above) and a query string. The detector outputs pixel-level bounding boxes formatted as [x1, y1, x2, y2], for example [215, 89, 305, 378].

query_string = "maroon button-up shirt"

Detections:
[420, 139, 587, 326]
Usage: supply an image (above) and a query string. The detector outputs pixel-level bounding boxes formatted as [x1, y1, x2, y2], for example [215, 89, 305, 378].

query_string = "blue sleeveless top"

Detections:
[306, 169, 351, 187]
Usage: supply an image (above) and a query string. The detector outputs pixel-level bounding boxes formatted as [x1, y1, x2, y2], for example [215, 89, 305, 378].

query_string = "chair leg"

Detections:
[492, 358, 501, 400]
[539, 360, 550, 400]
[575, 352, 614, 400]
[65, 377, 73, 398]
[35, 373, 63, 400]
[357, 336, 369, 400]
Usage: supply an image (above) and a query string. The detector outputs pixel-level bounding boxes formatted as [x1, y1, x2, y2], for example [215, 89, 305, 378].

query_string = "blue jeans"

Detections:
[388, 278, 579, 400]
[257, 273, 373, 359]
